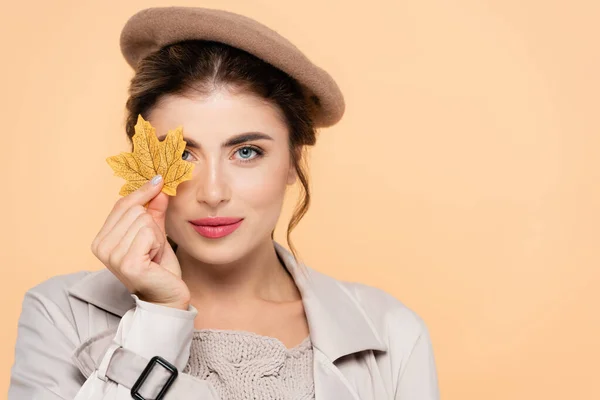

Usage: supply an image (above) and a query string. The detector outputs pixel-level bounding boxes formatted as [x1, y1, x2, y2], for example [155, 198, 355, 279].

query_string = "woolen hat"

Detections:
[119, 6, 345, 128]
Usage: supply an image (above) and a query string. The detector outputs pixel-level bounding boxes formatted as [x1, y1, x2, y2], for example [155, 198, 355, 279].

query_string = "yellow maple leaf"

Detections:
[106, 114, 195, 198]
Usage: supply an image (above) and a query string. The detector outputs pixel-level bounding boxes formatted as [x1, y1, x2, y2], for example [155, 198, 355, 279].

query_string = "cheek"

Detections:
[232, 157, 289, 210]
[232, 167, 287, 207]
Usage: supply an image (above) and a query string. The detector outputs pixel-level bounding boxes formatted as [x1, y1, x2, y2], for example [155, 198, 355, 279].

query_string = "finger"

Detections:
[94, 204, 146, 266]
[120, 227, 158, 280]
[92, 176, 164, 253]
[109, 212, 165, 269]
[129, 212, 166, 262]
[145, 190, 170, 235]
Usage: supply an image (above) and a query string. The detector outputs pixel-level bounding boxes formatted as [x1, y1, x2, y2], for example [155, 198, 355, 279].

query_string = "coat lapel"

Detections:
[274, 241, 387, 399]
[313, 347, 363, 400]
[67, 240, 387, 399]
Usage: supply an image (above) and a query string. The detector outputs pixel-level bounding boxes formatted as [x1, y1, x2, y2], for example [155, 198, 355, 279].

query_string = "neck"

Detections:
[176, 240, 300, 307]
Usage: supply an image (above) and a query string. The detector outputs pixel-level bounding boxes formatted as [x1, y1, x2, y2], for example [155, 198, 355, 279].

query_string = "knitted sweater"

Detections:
[183, 329, 315, 399]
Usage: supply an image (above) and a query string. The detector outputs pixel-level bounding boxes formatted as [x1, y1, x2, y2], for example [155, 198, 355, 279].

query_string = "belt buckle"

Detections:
[130, 355, 178, 400]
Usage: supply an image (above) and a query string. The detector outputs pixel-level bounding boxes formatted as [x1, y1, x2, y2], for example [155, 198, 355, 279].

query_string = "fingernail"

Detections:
[151, 175, 163, 185]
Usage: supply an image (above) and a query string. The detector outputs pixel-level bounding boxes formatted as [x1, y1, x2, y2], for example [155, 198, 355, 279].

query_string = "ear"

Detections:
[287, 162, 298, 185]
[287, 147, 301, 185]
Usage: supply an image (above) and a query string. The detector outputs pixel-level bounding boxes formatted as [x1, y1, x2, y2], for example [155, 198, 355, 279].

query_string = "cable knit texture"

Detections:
[183, 329, 315, 400]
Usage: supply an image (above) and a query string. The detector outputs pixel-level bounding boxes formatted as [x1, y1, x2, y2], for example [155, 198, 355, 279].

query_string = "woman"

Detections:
[9, 6, 439, 400]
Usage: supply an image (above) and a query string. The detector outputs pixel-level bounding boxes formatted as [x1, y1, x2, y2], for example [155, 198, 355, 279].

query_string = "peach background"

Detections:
[2, 0, 599, 398]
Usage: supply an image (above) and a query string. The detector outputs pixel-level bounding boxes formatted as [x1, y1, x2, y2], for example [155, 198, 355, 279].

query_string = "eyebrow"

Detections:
[157, 132, 274, 149]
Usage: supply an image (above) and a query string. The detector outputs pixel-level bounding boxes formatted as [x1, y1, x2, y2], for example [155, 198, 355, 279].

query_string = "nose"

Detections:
[195, 157, 231, 208]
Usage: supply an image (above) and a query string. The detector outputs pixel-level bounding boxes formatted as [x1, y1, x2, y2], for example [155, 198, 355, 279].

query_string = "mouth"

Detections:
[189, 217, 244, 239]
[189, 217, 243, 226]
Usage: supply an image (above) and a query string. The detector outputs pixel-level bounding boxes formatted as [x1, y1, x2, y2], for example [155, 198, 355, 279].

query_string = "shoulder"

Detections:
[340, 279, 428, 340]
[307, 267, 432, 361]
[306, 267, 436, 373]
[24, 270, 92, 302]
[335, 278, 435, 380]
[19, 270, 94, 324]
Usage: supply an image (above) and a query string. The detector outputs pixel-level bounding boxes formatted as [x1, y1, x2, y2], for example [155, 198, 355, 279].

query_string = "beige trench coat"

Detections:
[8, 241, 439, 399]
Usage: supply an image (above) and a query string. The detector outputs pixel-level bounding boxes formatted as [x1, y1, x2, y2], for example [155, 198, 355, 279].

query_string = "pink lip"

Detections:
[189, 217, 243, 226]
[189, 218, 243, 239]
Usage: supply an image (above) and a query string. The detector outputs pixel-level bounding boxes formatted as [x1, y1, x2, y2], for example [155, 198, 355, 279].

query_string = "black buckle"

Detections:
[131, 356, 178, 400]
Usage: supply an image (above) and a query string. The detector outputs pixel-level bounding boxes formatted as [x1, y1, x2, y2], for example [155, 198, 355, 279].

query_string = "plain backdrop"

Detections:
[1, 0, 599, 398]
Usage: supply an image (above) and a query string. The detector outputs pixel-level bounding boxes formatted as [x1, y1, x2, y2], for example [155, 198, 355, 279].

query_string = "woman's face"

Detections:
[146, 88, 297, 265]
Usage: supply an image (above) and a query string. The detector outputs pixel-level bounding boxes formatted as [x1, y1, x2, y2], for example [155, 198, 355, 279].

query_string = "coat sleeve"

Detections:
[394, 323, 440, 400]
[8, 289, 219, 399]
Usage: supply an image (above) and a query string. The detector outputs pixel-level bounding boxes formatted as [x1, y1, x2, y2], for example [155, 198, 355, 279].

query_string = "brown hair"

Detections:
[123, 40, 317, 264]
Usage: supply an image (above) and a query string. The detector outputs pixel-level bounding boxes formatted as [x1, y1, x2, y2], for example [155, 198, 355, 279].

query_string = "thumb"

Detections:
[145, 188, 170, 234]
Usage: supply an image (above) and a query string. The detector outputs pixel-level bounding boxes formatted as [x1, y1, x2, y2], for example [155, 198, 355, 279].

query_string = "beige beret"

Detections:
[119, 6, 345, 128]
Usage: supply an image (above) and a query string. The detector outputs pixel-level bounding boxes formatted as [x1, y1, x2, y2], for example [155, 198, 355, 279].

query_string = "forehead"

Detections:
[147, 89, 288, 141]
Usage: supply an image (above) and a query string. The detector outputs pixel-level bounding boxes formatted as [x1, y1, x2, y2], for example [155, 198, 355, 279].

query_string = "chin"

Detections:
[188, 243, 245, 265]
[186, 229, 263, 266]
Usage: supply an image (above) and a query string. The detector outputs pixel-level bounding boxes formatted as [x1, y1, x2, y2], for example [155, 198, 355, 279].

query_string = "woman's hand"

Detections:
[91, 175, 191, 310]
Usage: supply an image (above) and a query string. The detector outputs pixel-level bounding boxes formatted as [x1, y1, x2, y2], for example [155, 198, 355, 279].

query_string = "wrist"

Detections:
[135, 294, 191, 311]
[132, 294, 196, 318]
[156, 301, 190, 311]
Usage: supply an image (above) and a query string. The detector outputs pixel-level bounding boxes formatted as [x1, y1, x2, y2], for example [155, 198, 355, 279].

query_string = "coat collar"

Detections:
[67, 240, 387, 362]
